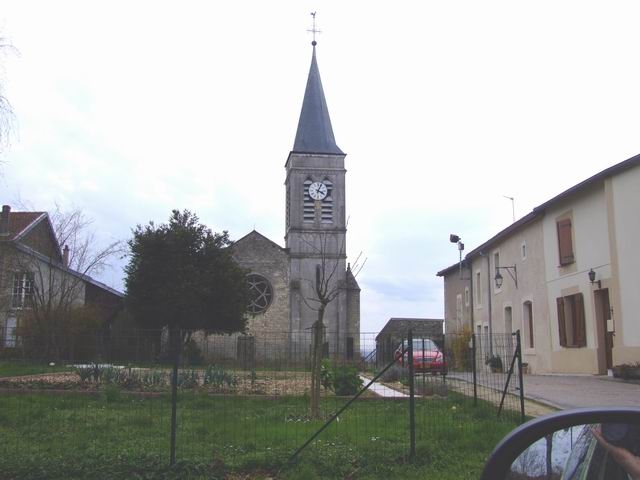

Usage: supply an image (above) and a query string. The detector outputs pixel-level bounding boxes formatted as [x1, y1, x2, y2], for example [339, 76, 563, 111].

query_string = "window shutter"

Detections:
[556, 297, 567, 347]
[575, 293, 586, 347]
[557, 219, 574, 265]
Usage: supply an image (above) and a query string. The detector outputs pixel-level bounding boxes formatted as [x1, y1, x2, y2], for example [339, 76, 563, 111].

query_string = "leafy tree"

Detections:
[124, 209, 249, 341]
[125, 209, 249, 465]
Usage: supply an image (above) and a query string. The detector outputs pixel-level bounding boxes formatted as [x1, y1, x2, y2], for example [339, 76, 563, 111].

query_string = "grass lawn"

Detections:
[0, 389, 518, 479]
[0, 360, 73, 378]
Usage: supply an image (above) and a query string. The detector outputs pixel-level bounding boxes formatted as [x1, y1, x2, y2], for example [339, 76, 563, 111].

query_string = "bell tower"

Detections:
[285, 38, 352, 356]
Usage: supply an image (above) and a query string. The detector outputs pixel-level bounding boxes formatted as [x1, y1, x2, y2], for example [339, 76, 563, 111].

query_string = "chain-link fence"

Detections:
[0, 327, 525, 469]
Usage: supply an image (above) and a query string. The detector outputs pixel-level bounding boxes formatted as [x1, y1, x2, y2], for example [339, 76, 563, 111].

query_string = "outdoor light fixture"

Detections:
[588, 268, 601, 289]
[494, 265, 518, 289]
[450, 234, 464, 278]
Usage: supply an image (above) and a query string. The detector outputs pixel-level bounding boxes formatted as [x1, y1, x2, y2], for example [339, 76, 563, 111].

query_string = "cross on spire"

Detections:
[307, 11, 321, 46]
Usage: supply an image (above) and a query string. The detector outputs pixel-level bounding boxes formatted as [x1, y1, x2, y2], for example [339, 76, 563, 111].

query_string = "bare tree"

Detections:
[8, 205, 123, 359]
[300, 232, 365, 418]
[0, 35, 17, 153]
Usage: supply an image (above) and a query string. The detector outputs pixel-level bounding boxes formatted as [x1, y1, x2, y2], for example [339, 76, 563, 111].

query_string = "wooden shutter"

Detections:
[556, 297, 567, 347]
[557, 219, 574, 265]
[574, 293, 586, 347]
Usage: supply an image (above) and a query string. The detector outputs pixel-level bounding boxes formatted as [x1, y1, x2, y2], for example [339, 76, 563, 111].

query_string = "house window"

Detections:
[475, 271, 482, 306]
[12, 272, 34, 308]
[523, 301, 534, 348]
[521, 242, 527, 260]
[504, 306, 513, 335]
[557, 293, 586, 347]
[557, 218, 575, 266]
[3, 317, 17, 347]
[464, 287, 470, 306]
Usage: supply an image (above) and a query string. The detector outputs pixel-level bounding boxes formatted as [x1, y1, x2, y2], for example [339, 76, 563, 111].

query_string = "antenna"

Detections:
[307, 12, 322, 45]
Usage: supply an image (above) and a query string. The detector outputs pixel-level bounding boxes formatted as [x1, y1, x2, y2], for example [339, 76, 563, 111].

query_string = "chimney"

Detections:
[0, 205, 10, 236]
[63, 245, 70, 267]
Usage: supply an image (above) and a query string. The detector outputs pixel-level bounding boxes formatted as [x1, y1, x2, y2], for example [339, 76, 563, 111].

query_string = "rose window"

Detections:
[246, 274, 273, 314]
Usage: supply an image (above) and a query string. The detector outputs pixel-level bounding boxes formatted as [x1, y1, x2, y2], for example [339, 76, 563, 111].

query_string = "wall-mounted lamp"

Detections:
[588, 268, 601, 289]
[450, 234, 464, 279]
[495, 265, 518, 289]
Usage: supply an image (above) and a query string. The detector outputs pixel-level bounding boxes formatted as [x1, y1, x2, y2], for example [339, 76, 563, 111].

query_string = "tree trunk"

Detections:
[310, 307, 326, 419]
[545, 433, 553, 480]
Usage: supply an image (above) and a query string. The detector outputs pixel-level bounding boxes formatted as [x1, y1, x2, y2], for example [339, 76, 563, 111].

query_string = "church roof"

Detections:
[292, 45, 344, 155]
[234, 230, 285, 252]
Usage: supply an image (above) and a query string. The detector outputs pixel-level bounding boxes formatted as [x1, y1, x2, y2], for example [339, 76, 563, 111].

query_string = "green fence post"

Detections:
[170, 329, 180, 466]
[471, 333, 477, 406]
[408, 329, 415, 460]
[516, 330, 525, 423]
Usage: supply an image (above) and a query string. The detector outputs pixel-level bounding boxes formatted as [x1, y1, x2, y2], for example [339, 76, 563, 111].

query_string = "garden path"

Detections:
[359, 375, 409, 398]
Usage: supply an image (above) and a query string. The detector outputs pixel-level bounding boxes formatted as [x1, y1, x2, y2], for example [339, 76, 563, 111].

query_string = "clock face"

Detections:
[309, 182, 328, 200]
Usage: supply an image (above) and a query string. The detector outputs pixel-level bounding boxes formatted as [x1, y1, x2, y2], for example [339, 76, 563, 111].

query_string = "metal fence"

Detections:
[0, 327, 525, 468]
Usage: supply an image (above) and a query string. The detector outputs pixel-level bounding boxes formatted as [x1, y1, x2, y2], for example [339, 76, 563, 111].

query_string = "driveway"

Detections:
[521, 374, 640, 410]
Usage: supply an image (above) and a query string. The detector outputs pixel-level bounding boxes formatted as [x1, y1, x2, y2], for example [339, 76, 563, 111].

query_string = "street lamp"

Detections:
[588, 268, 601, 289]
[450, 234, 464, 279]
[494, 265, 518, 289]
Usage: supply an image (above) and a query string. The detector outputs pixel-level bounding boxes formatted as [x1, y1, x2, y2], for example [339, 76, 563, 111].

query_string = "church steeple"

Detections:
[292, 44, 343, 155]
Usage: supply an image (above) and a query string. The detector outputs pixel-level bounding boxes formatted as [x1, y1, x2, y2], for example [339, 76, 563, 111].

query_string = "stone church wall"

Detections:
[198, 231, 291, 364]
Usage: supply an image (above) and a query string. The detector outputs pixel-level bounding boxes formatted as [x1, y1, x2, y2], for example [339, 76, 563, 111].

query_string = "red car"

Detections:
[395, 338, 447, 375]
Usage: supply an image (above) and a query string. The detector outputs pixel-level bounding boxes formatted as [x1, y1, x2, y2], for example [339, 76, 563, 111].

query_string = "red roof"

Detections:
[0, 211, 46, 241]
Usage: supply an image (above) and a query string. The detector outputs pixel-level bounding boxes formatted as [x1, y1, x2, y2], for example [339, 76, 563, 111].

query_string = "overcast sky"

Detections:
[1, 1, 639, 332]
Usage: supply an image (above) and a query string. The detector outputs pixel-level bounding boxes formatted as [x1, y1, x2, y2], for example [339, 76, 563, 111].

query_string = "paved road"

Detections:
[521, 374, 640, 410]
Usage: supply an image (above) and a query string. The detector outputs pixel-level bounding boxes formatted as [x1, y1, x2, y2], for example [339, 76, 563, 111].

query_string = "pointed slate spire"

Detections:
[292, 44, 344, 155]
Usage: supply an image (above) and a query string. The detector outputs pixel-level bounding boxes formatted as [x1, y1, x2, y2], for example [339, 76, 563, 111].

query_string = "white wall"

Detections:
[611, 165, 640, 348]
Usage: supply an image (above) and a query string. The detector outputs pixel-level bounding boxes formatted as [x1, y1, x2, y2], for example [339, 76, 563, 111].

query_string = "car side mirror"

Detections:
[480, 407, 640, 480]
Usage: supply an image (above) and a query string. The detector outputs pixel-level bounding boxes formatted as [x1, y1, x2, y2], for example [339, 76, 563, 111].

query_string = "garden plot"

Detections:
[0, 366, 322, 397]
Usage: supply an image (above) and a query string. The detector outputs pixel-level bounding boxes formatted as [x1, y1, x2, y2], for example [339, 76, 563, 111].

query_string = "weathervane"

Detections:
[307, 12, 321, 46]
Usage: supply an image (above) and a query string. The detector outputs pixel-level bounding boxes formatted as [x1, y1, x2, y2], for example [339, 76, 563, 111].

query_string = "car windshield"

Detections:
[399, 339, 438, 351]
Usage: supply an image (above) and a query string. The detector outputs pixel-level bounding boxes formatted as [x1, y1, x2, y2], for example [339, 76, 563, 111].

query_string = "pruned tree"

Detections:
[300, 232, 365, 418]
[8, 205, 124, 360]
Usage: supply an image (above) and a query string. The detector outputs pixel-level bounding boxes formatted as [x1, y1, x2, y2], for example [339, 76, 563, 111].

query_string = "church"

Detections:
[204, 40, 361, 363]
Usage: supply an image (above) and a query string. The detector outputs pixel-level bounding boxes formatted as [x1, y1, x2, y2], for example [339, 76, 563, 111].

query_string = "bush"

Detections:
[332, 365, 363, 396]
[378, 365, 408, 383]
[612, 362, 640, 380]
[203, 365, 238, 389]
[182, 338, 204, 366]
[485, 355, 503, 373]
[320, 359, 333, 391]
[451, 327, 472, 370]
[177, 369, 200, 389]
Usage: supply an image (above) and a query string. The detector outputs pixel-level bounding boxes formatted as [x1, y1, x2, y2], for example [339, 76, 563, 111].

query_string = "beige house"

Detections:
[438, 153, 640, 375]
[0, 205, 123, 349]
